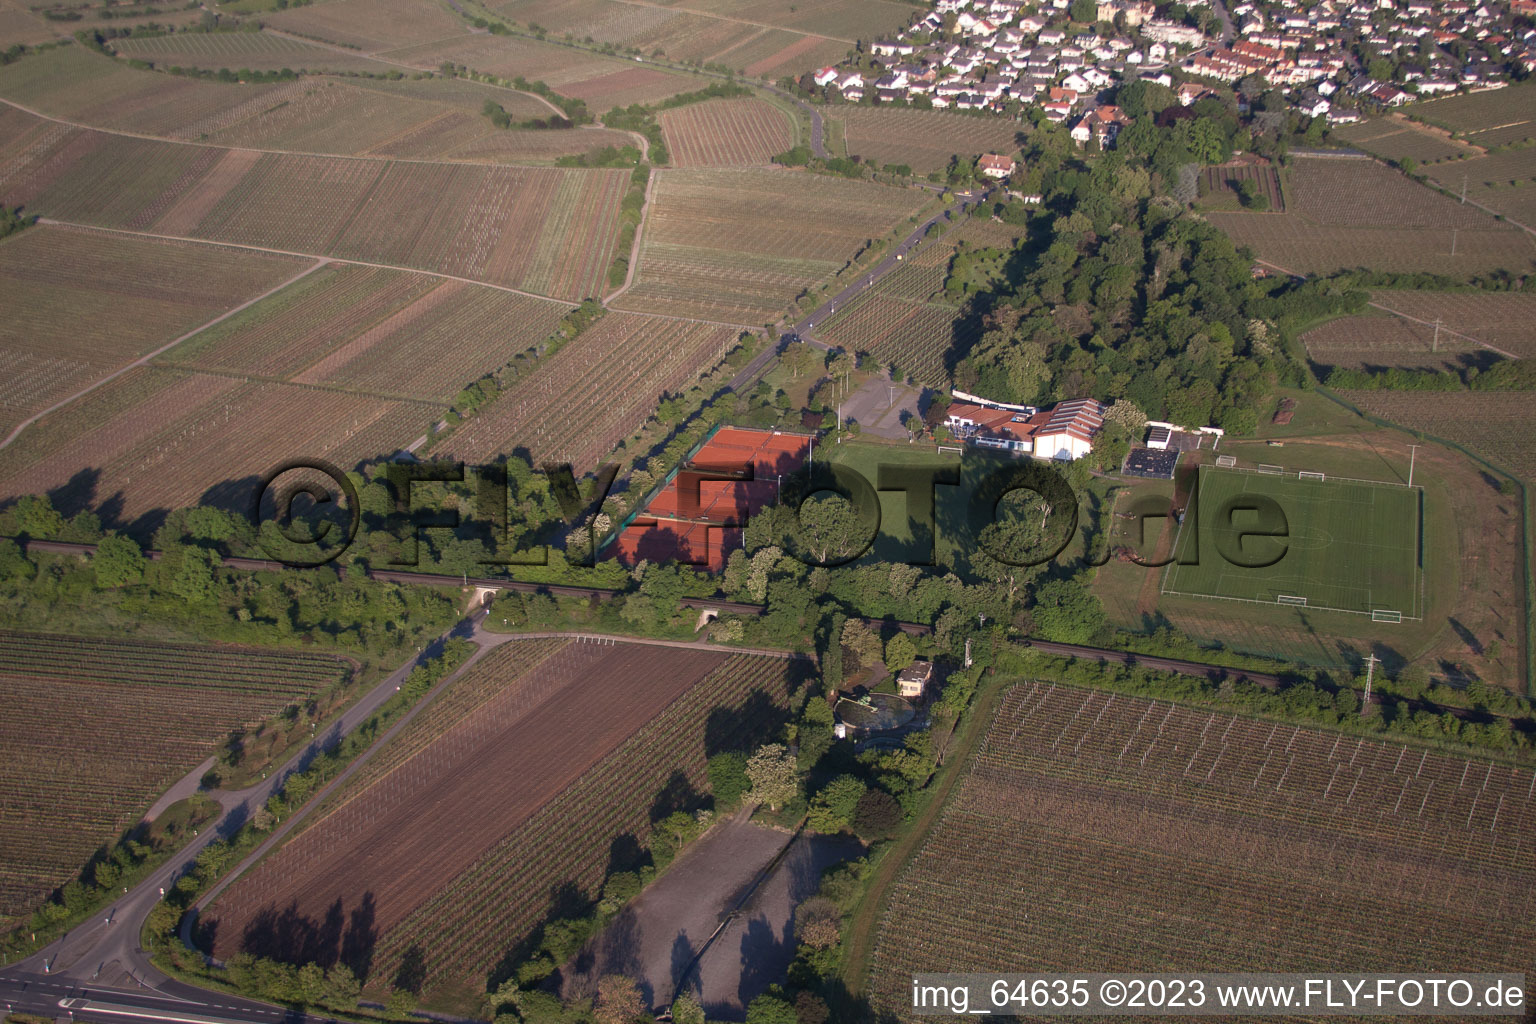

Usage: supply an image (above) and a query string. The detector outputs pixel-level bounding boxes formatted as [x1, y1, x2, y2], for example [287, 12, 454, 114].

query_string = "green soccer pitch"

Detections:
[1162, 467, 1422, 618]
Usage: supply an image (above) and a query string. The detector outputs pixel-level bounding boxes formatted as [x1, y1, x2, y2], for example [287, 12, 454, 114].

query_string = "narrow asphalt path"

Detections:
[725, 187, 993, 391]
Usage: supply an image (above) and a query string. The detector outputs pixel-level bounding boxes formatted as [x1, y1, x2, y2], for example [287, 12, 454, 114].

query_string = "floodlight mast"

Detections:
[1361, 652, 1380, 714]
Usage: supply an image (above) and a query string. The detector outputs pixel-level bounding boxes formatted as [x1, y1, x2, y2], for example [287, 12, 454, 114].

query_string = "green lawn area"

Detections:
[1164, 466, 1421, 617]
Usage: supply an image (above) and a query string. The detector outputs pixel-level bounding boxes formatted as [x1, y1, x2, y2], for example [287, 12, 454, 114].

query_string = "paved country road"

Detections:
[726, 186, 995, 391]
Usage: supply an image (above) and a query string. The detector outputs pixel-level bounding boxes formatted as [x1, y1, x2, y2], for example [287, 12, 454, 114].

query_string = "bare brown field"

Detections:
[441, 312, 736, 466]
[0, 631, 351, 924]
[837, 107, 1023, 174]
[614, 167, 928, 322]
[1363, 290, 1536, 360]
[1208, 156, 1535, 275]
[261, 0, 470, 52]
[658, 97, 793, 166]
[869, 683, 1536, 1019]
[0, 224, 307, 439]
[205, 640, 802, 995]
[0, 112, 629, 300]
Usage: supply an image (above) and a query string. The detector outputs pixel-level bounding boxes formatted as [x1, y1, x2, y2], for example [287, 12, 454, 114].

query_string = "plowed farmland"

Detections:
[1425, 149, 1536, 229]
[659, 98, 794, 167]
[441, 312, 736, 466]
[837, 107, 1024, 174]
[868, 682, 1536, 1020]
[1207, 156, 1536, 276]
[0, 112, 628, 300]
[614, 167, 928, 322]
[205, 639, 803, 995]
[0, 630, 351, 923]
[0, 224, 307, 439]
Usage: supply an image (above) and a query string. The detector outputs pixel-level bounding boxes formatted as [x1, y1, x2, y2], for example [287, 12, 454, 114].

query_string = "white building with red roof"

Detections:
[945, 395, 1106, 460]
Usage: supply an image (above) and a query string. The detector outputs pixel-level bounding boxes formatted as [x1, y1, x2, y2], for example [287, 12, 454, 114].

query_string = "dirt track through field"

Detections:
[206, 640, 731, 958]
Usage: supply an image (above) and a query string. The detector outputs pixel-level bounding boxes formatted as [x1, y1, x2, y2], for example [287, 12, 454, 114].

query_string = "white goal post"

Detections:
[1215, 454, 1236, 468]
[1372, 609, 1403, 623]
[1276, 594, 1308, 606]
[1298, 470, 1326, 481]
[1258, 464, 1283, 475]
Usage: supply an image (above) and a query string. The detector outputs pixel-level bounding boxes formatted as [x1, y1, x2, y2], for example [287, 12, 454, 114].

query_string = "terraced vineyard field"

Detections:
[112, 30, 395, 74]
[1410, 80, 1536, 149]
[0, 630, 351, 923]
[659, 97, 794, 167]
[0, 224, 307, 439]
[818, 293, 970, 387]
[492, 0, 890, 74]
[1331, 117, 1468, 164]
[441, 312, 737, 466]
[837, 107, 1024, 174]
[0, 112, 629, 300]
[1208, 156, 1536, 276]
[0, 44, 309, 140]
[378, 34, 701, 108]
[1341, 389, 1536, 484]
[1366, 289, 1536, 359]
[614, 167, 927, 322]
[869, 682, 1536, 1019]
[160, 264, 571, 402]
[1301, 311, 1479, 370]
[261, 0, 470, 52]
[206, 639, 803, 995]
[0, 366, 432, 525]
[1426, 148, 1536, 229]
[1304, 289, 1536, 369]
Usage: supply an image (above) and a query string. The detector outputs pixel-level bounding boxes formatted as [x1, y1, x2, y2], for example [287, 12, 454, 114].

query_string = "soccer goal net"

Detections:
[1215, 454, 1236, 468]
[1276, 594, 1308, 606]
[1258, 464, 1283, 475]
[1372, 609, 1403, 623]
[1298, 471, 1326, 481]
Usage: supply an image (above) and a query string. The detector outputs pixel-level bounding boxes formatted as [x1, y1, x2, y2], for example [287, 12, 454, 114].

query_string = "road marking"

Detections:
[59, 998, 262, 1024]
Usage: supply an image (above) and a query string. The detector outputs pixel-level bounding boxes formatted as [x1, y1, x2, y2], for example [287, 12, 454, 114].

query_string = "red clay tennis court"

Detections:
[614, 427, 813, 569]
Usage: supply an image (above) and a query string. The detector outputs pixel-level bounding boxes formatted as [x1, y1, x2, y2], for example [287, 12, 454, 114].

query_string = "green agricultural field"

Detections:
[1163, 466, 1421, 618]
